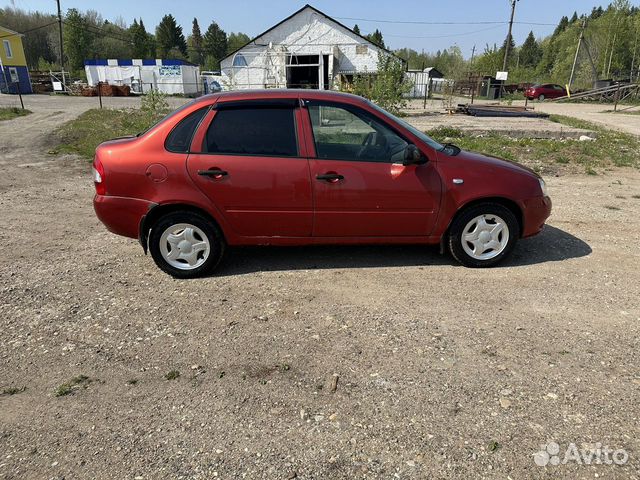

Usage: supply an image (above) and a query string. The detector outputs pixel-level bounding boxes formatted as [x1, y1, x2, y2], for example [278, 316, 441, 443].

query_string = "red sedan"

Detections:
[93, 90, 551, 278]
[525, 84, 568, 101]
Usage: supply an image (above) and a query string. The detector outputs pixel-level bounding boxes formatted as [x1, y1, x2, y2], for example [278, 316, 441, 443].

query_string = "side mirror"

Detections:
[403, 144, 427, 166]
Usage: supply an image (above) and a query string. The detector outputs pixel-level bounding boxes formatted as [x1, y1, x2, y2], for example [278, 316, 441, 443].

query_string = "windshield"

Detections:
[366, 100, 444, 151]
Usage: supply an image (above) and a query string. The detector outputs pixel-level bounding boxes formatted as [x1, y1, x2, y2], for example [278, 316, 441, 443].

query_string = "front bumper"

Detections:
[93, 195, 156, 239]
[522, 195, 552, 238]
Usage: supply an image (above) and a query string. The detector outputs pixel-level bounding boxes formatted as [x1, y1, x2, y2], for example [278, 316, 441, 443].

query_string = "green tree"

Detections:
[553, 16, 569, 36]
[520, 31, 542, 68]
[570, 12, 579, 23]
[188, 18, 204, 65]
[366, 29, 385, 48]
[203, 21, 228, 70]
[130, 18, 151, 58]
[227, 32, 250, 54]
[155, 14, 187, 58]
[63, 8, 95, 71]
[353, 24, 361, 35]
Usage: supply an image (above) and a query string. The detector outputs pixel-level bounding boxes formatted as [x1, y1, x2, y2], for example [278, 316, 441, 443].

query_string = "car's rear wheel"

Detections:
[448, 203, 519, 268]
[538, 94, 545, 101]
[149, 211, 225, 278]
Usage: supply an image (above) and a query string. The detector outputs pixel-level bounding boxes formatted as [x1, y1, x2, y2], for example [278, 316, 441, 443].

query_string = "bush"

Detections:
[349, 52, 412, 115]
[141, 89, 169, 116]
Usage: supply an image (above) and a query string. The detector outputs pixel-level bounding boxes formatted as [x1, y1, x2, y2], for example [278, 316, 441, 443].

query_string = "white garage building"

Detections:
[220, 4, 400, 91]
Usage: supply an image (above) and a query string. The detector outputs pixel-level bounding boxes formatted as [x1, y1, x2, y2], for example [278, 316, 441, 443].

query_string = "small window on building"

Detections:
[8, 67, 19, 83]
[356, 45, 368, 55]
[3, 40, 13, 59]
[165, 107, 208, 153]
[205, 107, 298, 157]
[232, 53, 248, 67]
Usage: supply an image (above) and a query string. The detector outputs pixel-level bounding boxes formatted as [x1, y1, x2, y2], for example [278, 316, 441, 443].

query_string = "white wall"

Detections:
[221, 7, 386, 90]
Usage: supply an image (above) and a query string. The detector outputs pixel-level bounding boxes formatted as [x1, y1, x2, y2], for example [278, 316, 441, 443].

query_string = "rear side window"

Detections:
[204, 108, 298, 157]
[165, 107, 208, 153]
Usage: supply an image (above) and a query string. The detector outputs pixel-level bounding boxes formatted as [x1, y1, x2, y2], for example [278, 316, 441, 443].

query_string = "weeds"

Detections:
[165, 370, 180, 380]
[55, 375, 91, 397]
[2, 386, 26, 395]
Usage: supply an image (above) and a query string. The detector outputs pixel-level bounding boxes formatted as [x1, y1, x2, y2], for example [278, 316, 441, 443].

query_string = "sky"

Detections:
[2, 0, 616, 57]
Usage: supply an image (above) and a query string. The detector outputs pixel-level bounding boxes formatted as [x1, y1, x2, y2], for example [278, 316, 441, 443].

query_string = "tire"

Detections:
[448, 203, 519, 268]
[149, 211, 225, 278]
[538, 94, 545, 101]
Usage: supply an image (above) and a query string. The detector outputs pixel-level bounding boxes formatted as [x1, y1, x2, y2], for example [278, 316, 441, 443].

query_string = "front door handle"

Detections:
[316, 173, 344, 182]
[198, 168, 228, 179]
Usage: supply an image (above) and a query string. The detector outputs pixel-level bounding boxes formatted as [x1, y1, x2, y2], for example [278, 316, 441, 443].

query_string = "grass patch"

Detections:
[0, 107, 31, 121]
[604, 205, 621, 210]
[427, 114, 640, 173]
[54, 108, 166, 159]
[165, 370, 180, 380]
[55, 375, 91, 397]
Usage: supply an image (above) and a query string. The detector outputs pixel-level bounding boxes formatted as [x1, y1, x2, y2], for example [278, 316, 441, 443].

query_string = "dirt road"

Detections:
[1, 97, 639, 479]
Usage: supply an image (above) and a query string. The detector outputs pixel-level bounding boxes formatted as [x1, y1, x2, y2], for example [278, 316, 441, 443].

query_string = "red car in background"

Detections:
[525, 84, 568, 101]
[93, 90, 551, 278]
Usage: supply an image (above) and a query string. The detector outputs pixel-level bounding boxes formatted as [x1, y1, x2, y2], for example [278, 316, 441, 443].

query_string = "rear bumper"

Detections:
[93, 194, 156, 239]
[522, 195, 552, 238]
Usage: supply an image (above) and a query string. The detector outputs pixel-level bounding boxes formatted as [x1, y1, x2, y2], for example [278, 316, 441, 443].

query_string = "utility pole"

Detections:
[569, 19, 586, 88]
[56, 0, 65, 89]
[470, 45, 476, 67]
[502, 0, 518, 72]
[630, 25, 638, 82]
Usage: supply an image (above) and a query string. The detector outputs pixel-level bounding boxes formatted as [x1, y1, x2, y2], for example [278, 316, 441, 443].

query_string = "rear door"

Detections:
[186, 99, 313, 238]
[303, 100, 441, 237]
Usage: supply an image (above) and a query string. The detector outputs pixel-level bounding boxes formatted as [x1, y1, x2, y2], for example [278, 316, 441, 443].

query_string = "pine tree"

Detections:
[203, 21, 228, 70]
[553, 16, 569, 36]
[156, 14, 187, 58]
[130, 18, 150, 58]
[188, 18, 204, 65]
[498, 35, 516, 68]
[366, 29, 385, 48]
[520, 31, 542, 67]
[353, 24, 361, 35]
[570, 12, 579, 23]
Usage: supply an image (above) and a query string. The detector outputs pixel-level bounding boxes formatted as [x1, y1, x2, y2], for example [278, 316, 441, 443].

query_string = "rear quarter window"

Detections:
[165, 107, 208, 153]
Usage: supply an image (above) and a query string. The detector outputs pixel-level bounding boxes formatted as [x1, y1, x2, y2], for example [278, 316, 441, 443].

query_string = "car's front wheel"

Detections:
[149, 211, 225, 278]
[448, 203, 519, 268]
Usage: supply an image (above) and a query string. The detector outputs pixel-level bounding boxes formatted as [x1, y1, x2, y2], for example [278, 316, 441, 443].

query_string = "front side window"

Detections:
[204, 107, 298, 157]
[3, 40, 12, 59]
[307, 103, 408, 163]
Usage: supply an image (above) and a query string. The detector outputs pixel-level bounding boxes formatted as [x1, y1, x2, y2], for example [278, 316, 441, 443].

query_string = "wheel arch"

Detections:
[439, 196, 524, 252]
[139, 203, 225, 254]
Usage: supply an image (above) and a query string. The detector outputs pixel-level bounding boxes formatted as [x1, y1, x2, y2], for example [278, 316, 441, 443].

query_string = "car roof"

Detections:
[194, 89, 369, 106]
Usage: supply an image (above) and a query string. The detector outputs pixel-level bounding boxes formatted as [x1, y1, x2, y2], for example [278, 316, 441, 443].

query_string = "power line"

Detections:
[0, 21, 58, 39]
[335, 16, 556, 26]
[374, 25, 504, 40]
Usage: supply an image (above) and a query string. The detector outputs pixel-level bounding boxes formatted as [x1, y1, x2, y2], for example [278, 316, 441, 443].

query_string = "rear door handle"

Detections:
[316, 173, 344, 182]
[198, 169, 228, 178]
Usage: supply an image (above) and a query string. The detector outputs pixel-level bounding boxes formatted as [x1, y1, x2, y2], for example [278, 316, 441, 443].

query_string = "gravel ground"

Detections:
[1, 97, 639, 479]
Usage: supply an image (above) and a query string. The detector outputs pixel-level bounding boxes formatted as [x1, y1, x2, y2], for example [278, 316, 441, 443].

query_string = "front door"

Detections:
[187, 101, 313, 238]
[304, 101, 441, 237]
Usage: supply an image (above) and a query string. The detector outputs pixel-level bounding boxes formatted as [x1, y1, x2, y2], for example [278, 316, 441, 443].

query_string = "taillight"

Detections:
[93, 157, 106, 195]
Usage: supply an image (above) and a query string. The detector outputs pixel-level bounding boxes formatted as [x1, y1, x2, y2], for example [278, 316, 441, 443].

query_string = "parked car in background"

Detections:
[93, 90, 552, 278]
[525, 84, 568, 101]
